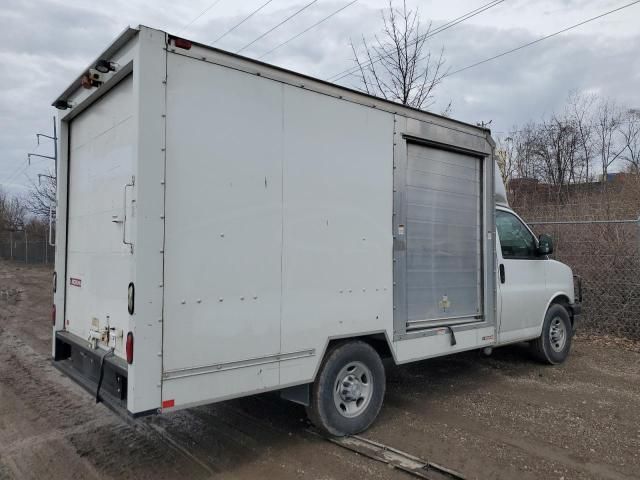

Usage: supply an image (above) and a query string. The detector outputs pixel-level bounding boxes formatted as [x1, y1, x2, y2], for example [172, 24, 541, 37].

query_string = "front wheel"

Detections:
[531, 304, 573, 364]
[306, 340, 385, 436]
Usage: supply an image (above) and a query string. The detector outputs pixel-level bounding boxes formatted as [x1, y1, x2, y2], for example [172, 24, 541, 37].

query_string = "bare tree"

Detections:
[567, 91, 596, 182]
[0, 190, 24, 260]
[0, 189, 8, 237]
[594, 98, 625, 181]
[1, 195, 26, 231]
[619, 109, 640, 173]
[350, 0, 448, 110]
[532, 116, 581, 200]
[496, 134, 518, 186]
[25, 171, 56, 220]
[512, 125, 539, 181]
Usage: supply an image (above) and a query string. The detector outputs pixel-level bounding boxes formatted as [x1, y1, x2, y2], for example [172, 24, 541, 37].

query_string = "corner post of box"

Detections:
[52, 113, 70, 358]
[484, 131, 497, 331]
[126, 26, 167, 414]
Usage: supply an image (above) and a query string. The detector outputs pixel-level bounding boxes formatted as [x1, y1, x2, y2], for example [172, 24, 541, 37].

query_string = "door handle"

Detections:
[499, 264, 505, 284]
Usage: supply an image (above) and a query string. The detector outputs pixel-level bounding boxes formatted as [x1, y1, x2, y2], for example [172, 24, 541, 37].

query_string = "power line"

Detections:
[444, 0, 640, 78]
[2, 161, 29, 186]
[236, 0, 320, 55]
[3, 119, 57, 187]
[3, 152, 53, 186]
[176, 0, 225, 35]
[258, 0, 359, 60]
[212, 0, 275, 45]
[327, 0, 505, 83]
[329, 0, 503, 82]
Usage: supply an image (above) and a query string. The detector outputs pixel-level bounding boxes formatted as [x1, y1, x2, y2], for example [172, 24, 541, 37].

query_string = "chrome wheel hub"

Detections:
[333, 361, 373, 418]
[549, 317, 567, 353]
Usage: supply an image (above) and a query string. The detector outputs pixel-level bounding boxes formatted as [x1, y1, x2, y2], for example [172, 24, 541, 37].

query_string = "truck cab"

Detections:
[494, 169, 581, 363]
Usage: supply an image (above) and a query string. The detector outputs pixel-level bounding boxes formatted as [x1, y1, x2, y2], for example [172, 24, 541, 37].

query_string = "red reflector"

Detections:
[172, 37, 192, 50]
[162, 399, 175, 409]
[126, 332, 134, 364]
[52, 304, 56, 326]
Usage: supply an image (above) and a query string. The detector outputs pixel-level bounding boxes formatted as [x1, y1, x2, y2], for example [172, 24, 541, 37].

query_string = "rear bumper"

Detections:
[53, 331, 144, 418]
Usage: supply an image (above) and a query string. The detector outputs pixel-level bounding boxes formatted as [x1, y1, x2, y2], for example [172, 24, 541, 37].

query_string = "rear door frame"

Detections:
[53, 27, 167, 415]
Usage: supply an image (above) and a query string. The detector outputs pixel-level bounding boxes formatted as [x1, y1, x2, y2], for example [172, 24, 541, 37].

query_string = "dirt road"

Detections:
[1, 261, 639, 479]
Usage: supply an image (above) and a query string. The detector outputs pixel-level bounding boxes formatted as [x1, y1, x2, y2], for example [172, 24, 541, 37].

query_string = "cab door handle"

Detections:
[499, 264, 505, 284]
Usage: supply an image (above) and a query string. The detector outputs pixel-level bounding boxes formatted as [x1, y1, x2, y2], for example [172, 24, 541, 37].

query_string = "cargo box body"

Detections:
[52, 26, 496, 416]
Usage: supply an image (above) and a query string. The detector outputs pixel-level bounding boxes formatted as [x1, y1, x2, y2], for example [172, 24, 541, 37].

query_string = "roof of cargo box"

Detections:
[53, 26, 493, 142]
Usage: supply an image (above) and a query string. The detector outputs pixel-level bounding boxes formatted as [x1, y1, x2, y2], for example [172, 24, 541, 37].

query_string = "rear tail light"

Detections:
[126, 332, 134, 364]
[52, 304, 56, 326]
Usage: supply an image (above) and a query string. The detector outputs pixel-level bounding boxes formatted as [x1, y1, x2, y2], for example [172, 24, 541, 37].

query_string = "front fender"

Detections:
[546, 260, 575, 304]
[537, 260, 576, 336]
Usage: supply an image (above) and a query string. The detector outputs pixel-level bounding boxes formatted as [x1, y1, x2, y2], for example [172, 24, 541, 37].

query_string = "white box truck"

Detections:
[51, 26, 581, 436]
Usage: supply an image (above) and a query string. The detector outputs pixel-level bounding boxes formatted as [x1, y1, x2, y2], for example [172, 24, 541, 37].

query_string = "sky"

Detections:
[1, 0, 639, 195]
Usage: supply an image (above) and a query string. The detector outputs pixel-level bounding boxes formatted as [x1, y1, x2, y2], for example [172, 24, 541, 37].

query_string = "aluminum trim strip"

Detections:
[162, 349, 315, 380]
[394, 320, 490, 341]
[407, 314, 483, 325]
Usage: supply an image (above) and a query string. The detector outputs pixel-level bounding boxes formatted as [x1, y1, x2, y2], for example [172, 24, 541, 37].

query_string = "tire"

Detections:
[306, 340, 385, 437]
[531, 304, 573, 364]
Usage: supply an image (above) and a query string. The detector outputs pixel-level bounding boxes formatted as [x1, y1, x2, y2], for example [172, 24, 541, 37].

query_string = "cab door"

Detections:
[496, 208, 548, 343]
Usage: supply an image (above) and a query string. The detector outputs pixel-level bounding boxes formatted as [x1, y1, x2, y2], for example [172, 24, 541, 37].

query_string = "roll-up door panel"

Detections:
[404, 143, 482, 327]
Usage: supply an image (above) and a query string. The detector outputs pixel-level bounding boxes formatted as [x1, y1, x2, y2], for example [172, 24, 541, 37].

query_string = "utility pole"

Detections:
[27, 117, 58, 259]
[29, 116, 58, 176]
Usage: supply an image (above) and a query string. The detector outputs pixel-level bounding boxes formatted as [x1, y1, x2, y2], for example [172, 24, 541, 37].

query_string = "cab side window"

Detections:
[496, 210, 536, 259]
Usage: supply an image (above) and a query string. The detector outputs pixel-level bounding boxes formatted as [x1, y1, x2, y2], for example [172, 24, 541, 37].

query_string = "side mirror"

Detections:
[537, 234, 554, 256]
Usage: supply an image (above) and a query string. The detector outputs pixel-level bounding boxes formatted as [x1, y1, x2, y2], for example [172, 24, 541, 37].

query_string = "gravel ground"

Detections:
[1, 260, 639, 480]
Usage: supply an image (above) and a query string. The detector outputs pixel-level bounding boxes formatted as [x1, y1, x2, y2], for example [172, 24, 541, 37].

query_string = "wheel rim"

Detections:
[333, 361, 373, 418]
[549, 316, 567, 353]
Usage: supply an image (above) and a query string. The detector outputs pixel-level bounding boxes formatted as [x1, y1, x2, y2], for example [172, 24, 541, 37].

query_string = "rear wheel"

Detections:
[531, 304, 573, 364]
[306, 341, 385, 436]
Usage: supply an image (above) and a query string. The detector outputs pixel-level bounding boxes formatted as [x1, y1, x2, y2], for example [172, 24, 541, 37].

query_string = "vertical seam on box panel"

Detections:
[391, 116, 397, 334]
[160, 33, 169, 405]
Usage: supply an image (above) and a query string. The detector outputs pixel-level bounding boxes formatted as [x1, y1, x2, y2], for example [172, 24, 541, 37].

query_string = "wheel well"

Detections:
[550, 295, 573, 326]
[325, 334, 393, 361]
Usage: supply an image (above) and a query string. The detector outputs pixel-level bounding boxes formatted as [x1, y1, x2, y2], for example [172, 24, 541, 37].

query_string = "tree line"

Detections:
[496, 92, 640, 201]
[0, 172, 55, 244]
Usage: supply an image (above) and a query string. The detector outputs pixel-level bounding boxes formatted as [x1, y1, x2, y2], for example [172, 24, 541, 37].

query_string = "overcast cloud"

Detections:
[1, 0, 639, 194]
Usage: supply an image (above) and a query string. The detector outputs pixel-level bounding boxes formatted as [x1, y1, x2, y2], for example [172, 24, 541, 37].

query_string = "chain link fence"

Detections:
[525, 216, 640, 340]
[0, 234, 55, 264]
